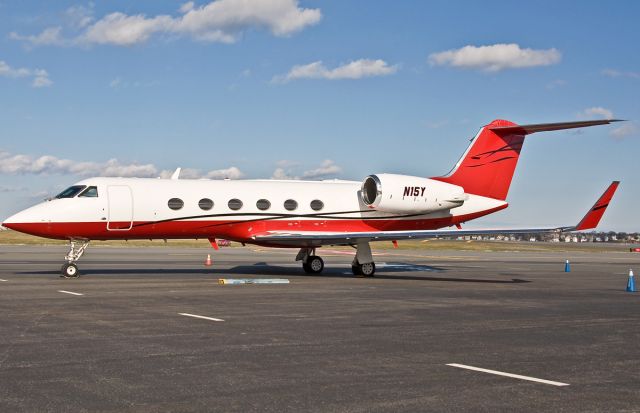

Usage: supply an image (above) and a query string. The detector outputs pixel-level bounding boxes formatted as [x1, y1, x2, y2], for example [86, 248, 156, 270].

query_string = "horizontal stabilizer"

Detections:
[489, 119, 624, 136]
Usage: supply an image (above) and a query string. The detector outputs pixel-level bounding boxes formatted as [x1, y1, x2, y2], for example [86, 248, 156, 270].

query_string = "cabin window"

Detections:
[168, 198, 184, 210]
[55, 185, 86, 199]
[198, 198, 214, 211]
[284, 199, 298, 211]
[79, 186, 98, 198]
[310, 199, 324, 211]
[228, 199, 243, 211]
[256, 199, 271, 211]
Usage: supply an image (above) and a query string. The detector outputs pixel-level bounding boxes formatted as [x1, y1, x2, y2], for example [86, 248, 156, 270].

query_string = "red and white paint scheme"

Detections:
[3, 119, 621, 278]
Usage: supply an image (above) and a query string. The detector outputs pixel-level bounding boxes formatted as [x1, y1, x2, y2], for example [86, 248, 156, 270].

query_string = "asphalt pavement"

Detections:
[0, 244, 639, 412]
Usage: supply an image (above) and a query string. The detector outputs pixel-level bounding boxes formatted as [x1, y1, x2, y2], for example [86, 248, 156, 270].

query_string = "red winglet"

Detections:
[575, 181, 620, 231]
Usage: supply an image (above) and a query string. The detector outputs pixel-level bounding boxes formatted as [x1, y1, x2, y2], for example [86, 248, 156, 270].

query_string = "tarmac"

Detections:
[0, 244, 639, 412]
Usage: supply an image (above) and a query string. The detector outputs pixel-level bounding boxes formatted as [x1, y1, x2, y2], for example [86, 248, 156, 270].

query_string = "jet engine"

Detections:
[361, 174, 467, 214]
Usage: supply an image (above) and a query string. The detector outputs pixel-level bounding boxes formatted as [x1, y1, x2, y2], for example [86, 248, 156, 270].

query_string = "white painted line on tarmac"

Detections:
[179, 313, 224, 322]
[58, 290, 84, 296]
[446, 363, 569, 387]
[0, 279, 7, 282]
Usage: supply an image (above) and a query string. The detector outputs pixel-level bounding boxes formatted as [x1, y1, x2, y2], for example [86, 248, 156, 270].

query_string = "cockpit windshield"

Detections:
[79, 186, 98, 198]
[55, 185, 86, 199]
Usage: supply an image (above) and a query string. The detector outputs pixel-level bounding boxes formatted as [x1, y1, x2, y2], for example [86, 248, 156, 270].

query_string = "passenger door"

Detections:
[107, 185, 133, 231]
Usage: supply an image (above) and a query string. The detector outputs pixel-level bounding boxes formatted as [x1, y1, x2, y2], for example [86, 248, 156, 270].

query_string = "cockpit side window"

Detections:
[55, 185, 86, 199]
[79, 186, 98, 198]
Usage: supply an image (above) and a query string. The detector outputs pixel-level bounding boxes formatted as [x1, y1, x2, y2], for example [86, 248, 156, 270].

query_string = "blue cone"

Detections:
[627, 270, 636, 292]
[564, 260, 571, 272]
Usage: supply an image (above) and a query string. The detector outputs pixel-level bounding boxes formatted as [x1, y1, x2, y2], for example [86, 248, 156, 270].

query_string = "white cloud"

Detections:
[428, 43, 561, 72]
[0, 60, 52, 88]
[180, 2, 196, 14]
[601, 68, 640, 79]
[271, 167, 295, 180]
[9, 26, 66, 46]
[0, 61, 30, 78]
[271, 160, 343, 180]
[204, 166, 243, 179]
[274, 59, 398, 83]
[0, 150, 242, 179]
[82, 12, 174, 46]
[11, 0, 321, 47]
[32, 69, 52, 88]
[579, 107, 614, 120]
[610, 123, 637, 141]
[64, 5, 95, 29]
[301, 160, 342, 179]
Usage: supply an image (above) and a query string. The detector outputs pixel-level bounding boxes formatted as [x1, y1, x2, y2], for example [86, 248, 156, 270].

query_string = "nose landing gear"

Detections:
[61, 239, 90, 278]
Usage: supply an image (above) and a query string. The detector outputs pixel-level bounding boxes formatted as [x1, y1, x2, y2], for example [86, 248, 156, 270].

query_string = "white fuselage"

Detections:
[3, 176, 507, 245]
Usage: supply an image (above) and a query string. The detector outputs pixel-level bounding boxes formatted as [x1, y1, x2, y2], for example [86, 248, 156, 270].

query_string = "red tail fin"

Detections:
[434, 119, 524, 200]
[434, 118, 621, 200]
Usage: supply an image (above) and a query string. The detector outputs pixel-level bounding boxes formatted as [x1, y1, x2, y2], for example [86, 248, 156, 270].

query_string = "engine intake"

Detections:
[361, 174, 466, 214]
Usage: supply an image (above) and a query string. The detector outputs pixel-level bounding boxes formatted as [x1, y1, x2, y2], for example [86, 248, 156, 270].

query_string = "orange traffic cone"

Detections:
[204, 254, 212, 266]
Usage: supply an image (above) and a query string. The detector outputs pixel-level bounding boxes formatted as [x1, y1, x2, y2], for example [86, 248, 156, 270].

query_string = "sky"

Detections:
[1, 0, 639, 231]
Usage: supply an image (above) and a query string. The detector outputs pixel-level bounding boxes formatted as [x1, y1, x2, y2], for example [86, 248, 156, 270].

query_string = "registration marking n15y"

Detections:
[179, 313, 224, 322]
[446, 363, 569, 386]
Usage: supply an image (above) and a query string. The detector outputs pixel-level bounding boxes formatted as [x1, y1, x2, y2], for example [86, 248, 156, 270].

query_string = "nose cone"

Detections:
[2, 204, 50, 236]
[3, 210, 32, 232]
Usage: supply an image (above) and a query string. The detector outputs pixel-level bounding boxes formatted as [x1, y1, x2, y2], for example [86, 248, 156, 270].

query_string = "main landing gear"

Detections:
[296, 248, 325, 274]
[351, 240, 376, 277]
[296, 240, 377, 277]
[61, 239, 90, 278]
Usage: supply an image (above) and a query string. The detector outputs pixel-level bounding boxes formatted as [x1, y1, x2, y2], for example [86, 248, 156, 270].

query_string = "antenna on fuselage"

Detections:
[170, 168, 181, 180]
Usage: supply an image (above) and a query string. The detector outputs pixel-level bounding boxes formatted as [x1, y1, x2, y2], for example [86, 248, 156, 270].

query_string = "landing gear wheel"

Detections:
[351, 264, 362, 276]
[61, 263, 79, 278]
[303, 256, 324, 274]
[360, 262, 376, 277]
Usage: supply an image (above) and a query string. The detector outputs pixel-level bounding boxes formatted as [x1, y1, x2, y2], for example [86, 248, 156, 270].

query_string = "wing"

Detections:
[253, 181, 620, 247]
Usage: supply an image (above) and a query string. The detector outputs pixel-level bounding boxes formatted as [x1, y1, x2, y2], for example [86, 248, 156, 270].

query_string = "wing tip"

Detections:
[574, 181, 620, 231]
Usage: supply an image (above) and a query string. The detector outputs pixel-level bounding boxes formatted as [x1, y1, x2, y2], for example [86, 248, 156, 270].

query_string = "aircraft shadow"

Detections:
[20, 262, 530, 283]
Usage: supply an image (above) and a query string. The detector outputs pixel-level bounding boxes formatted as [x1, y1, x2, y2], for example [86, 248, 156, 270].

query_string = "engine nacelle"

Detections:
[361, 174, 466, 214]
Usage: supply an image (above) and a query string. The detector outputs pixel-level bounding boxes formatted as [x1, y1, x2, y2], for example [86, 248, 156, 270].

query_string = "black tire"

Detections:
[61, 263, 79, 278]
[351, 264, 362, 276]
[360, 262, 375, 277]
[302, 262, 313, 274]
[307, 256, 324, 274]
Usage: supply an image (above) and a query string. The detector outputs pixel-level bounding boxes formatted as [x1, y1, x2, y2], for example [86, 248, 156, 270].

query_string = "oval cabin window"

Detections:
[228, 199, 243, 211]
[198, 198, 214, 211]
[284, 199, 298, 211]
[168, 198, 184, 210]
[256, 199, 271, 211]
[310, 200, 324, 211]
